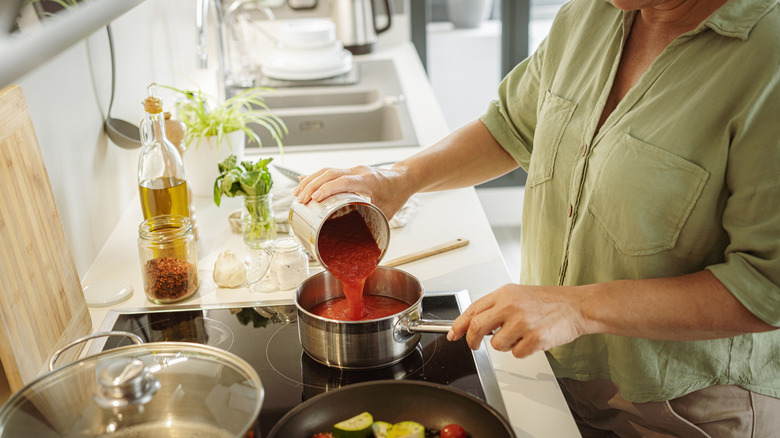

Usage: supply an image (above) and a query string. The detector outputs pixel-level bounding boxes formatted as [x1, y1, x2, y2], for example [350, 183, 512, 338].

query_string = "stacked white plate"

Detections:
[262, 19, 354, 81]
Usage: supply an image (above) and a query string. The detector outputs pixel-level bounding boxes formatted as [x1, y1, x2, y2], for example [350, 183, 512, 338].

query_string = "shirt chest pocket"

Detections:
[527, 91, 577, 187]
[587, 134, 710, 256]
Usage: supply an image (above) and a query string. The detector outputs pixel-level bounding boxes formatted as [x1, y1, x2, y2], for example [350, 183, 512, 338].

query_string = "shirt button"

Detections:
[567, 204, 573, 217]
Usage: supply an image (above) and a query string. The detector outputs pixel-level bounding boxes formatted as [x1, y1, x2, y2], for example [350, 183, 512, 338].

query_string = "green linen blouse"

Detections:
[481, 0, 780, 402]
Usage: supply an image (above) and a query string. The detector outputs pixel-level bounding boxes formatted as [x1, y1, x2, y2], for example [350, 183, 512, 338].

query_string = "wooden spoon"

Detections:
[381, 238, 470, 267]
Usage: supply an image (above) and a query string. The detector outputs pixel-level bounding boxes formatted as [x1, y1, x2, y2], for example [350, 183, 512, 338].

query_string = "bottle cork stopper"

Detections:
[142, 83, 163, 114]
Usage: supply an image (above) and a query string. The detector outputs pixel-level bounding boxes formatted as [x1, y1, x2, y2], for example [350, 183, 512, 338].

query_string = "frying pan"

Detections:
[266, 380, 516, 437]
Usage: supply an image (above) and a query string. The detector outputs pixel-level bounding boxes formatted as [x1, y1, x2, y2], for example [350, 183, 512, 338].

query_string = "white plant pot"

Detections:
[447, 0, 494, 29]
[183, 130, 246, 198]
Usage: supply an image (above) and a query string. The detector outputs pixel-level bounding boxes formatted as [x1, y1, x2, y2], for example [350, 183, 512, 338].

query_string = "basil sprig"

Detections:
[213, 154, 274, 206]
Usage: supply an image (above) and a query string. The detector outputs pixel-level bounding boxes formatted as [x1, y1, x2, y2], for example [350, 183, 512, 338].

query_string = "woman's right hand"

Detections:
[292, 164, 413, 220]
[291, 120, 517, 219]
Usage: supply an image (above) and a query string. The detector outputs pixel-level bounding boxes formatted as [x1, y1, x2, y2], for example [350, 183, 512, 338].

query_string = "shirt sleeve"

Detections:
[479, 38, 547, 171]
[707, 73, 780, 326]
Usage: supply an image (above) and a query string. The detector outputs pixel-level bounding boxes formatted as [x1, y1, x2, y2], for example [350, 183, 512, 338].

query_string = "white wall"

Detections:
[11, 0, 411, 277]
[15, 0, 218, 276]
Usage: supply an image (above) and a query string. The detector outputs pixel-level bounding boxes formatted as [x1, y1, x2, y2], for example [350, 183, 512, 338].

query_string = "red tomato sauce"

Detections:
[309, 295, 411, 320]
[318, 209, 382, 320]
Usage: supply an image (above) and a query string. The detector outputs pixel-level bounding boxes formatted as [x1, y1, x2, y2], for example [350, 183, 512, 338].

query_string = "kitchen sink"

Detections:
[232, 59, 418, 153]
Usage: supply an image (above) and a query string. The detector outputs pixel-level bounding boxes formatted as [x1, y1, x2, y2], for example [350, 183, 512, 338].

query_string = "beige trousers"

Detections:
[558, 378, 780, 437]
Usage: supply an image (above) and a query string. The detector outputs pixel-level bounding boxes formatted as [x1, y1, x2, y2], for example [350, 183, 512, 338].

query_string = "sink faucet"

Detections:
[224, 0, 276, 90]
[196, 0, 209, 69]
[196, 0, 231, 96]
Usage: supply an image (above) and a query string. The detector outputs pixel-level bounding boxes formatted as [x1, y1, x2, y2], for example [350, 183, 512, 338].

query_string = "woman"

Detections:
[294, 0, 780, 435]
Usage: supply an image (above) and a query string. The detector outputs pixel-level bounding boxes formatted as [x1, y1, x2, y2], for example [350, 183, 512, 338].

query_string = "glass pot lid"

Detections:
[0, 341, 263, 438]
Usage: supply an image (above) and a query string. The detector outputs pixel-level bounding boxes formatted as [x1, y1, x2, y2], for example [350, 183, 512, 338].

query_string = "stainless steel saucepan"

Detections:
[295, 266, 455, 369]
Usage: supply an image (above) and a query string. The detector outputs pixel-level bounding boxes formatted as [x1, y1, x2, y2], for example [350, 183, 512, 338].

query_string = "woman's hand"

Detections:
[292, 164, 413, 220]
[447, 284, 588, 358]
[291, 120, 518, 221]
[448, 271, 776, 358]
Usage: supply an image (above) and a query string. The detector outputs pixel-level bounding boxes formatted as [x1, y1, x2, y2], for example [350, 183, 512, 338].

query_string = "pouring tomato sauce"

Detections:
[315, 209, 408, 320]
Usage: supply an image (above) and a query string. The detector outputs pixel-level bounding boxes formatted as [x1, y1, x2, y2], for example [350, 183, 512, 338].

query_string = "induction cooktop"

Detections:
[89, 290, 505, 436]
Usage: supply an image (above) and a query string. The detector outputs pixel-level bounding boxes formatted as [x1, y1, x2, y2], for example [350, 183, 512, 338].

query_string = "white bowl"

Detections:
[262, 19, 353, 81]
[278, 19, 337, 50]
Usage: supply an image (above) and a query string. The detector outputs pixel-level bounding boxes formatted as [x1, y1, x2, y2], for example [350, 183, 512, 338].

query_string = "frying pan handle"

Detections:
[394, 318, 454, 342]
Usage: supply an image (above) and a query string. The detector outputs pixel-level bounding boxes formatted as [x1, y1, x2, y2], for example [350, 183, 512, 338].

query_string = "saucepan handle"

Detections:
[394, 318, 453, 342]
[405, 318, 453, 334]
[395, 317, 501, 343]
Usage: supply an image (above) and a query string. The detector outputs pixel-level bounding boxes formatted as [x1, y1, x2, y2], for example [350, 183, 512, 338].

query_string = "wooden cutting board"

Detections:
[0, 85, 92, 393]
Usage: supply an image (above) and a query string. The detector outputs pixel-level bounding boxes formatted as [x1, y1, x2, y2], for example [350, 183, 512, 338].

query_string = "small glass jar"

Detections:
[242, 194, 277, 249]
[271, 237, 309, 290]
[138, 215, 199, 304]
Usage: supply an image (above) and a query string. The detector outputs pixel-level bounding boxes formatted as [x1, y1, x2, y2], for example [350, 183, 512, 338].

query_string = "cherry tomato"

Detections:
[312, 433, 334, 438]
[440, 423, 467, 438]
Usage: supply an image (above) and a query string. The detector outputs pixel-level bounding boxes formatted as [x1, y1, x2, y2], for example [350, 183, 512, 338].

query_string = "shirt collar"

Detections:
[605, 0, 778, 41]
[697, 0, 778, 40]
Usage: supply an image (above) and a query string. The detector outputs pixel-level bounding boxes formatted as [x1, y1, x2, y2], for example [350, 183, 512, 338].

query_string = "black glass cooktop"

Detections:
[90, 290, 504, 436]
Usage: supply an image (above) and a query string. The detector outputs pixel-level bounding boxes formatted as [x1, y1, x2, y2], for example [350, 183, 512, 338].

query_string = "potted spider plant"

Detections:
[162, 85, 287, 197]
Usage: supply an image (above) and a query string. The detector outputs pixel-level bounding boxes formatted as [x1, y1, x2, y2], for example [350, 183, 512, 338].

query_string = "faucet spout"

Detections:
[195, 0, 231, 98]
[224, 0, 277, 89]
[214, 0, 230, 86]
[196, 0, 209, 69]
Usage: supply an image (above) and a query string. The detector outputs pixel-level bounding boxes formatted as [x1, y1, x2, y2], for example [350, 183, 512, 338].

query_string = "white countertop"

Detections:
[81, 43, 580, 438]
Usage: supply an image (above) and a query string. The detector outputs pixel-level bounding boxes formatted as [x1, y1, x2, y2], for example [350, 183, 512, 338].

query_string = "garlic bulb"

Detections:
[213, 250, 247, 288]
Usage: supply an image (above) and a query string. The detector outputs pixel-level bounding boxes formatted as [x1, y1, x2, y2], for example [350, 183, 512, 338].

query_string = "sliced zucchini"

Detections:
[332, 412, 374, 438]
[371, 421, 392, 438]
[385, 421, 425, 438]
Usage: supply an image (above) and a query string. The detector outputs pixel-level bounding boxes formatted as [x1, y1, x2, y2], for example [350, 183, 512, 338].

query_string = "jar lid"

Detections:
[82, 280, 132, 307]
[275, 236, 301, 253]
[0, 342, 263, 437]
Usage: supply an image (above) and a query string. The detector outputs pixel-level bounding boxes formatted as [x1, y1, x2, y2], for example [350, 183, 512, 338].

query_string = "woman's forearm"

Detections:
[580, 270, 776, 341]
[449, 270, 777, 357]
[292, 119, 518, 219]
[394, 119, 519, 194]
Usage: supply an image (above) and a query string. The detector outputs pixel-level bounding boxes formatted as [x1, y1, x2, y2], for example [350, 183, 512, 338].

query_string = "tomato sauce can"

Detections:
[289, 193, 390, 269]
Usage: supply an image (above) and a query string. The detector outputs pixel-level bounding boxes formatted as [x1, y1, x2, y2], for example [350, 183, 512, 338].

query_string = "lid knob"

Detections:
[95, 358, 160, 408]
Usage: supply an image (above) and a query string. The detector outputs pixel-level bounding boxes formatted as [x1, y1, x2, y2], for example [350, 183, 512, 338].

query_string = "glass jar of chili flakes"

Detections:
[138, 215, 199, 304]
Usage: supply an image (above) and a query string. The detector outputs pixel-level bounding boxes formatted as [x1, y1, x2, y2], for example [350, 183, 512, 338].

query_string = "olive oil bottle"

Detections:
[139, 177, 190, 219]
[138, 84, 190, 220]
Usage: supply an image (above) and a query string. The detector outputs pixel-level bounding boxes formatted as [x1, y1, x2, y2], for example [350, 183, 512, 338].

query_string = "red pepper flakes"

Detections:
[144, 257, 198, 301]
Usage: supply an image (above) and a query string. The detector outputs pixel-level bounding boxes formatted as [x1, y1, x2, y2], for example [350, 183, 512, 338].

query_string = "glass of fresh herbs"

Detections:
[214, 155, 277, 249]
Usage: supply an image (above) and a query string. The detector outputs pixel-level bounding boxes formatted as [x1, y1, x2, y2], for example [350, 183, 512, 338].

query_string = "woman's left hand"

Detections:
[447, 271, 778, 357]
[447, 284, 588, 358]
